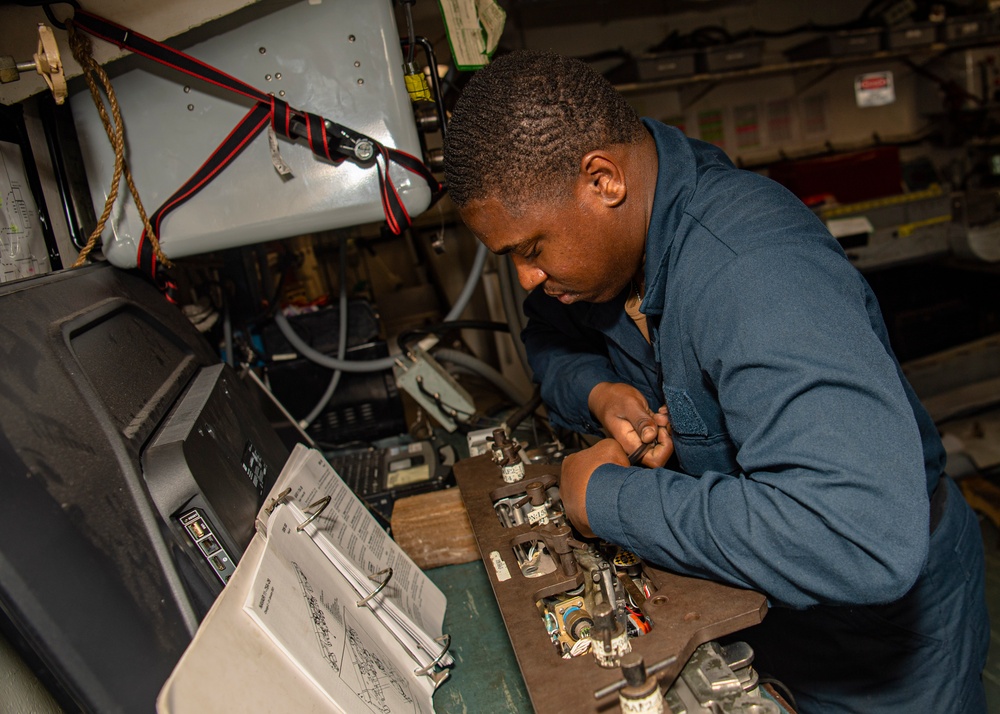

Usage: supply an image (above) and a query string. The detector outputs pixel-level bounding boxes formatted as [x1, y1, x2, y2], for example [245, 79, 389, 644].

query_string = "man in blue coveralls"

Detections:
[443, 50, 989, 712]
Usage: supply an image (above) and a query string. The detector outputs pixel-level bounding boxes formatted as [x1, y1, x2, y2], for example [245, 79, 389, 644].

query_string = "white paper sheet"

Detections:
[244, 502, 434, 714]
[0, 141, 51, 283]
[259, 445, 451, 670]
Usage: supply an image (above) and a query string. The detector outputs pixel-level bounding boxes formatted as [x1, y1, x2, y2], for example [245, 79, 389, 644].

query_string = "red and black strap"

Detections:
[137, 101, 273, 294]
[71, 9, 443, 284]
[73, 10, 270, 104]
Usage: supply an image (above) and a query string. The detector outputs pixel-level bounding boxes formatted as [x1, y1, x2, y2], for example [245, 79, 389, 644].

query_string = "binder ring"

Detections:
[265, 487, 291, 516]
[413, 634, 452, 677]
[356, 568, 393, 607]
[296, 495, 331, 532]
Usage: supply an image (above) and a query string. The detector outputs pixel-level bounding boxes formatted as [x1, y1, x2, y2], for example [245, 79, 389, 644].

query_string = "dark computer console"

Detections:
[0, 264, 288, 712]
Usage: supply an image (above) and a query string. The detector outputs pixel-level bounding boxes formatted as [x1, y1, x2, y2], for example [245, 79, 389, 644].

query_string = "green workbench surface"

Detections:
[427, 560, 533, 713]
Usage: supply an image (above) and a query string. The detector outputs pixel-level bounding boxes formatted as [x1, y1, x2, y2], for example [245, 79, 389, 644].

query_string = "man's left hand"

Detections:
[560, 438, 630, 538]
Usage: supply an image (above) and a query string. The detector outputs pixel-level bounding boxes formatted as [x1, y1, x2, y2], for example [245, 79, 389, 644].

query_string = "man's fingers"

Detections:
[634, 413, 657, 443]
[633, 424, 674, 467]
[641, 433, 675, 468]
[627, 441, 654, 466]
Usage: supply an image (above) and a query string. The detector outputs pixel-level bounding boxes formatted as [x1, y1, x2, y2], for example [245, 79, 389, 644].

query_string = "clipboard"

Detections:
[157, 445, 452, 713]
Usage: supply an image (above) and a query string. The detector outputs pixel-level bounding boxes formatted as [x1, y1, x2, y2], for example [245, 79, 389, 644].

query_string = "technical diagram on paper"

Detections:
[244, 503, 433, 714]
[261, 445, 450, 670]
[0, 141, 50, 283]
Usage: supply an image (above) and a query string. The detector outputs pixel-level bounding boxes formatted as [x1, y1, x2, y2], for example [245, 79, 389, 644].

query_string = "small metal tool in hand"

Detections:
[627, 440, 654, 466]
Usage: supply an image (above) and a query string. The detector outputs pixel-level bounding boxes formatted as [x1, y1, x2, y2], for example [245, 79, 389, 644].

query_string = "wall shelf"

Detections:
[614, 36, 1000, 95]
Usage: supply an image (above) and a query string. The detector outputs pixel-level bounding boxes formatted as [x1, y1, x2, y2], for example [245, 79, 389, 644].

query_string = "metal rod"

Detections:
[592, 654, 678, 699]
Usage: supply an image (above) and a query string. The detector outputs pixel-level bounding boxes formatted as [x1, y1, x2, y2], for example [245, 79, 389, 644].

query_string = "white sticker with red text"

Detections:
[855, 71, 895, 108]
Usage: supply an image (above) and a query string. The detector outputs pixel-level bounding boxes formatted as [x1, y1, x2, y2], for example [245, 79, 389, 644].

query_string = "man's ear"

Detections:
[579, 150, 627, 207]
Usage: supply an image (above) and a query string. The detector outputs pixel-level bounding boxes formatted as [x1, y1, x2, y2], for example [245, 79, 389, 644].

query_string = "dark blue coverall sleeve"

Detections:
[535, 245, 930, 610]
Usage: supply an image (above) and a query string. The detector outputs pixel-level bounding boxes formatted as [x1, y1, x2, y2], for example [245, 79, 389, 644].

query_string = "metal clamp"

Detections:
[325, 120, 377, 162]
[351, 138, 375, 162]
[264, 487, 291, 517]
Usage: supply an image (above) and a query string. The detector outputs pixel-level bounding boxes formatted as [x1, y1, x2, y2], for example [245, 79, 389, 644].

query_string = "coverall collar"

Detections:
[639, 118, 701, 318]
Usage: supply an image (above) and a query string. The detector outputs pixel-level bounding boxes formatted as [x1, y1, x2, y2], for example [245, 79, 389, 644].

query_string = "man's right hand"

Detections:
[587, 382, 673, 467]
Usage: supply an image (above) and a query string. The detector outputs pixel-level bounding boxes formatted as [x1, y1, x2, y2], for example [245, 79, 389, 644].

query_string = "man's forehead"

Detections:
[462, 194, 523, 217]
[460, 197, 543, 249]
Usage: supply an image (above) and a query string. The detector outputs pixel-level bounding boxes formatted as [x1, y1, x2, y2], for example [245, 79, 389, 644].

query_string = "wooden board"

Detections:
[391, 488, 480, 570]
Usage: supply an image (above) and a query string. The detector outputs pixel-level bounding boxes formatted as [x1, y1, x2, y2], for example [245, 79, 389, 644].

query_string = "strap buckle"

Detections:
[325, 121, 375, 162]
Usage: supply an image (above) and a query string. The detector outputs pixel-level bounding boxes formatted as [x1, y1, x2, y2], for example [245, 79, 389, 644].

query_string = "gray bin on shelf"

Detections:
[700, 40, 764, 72]
[943, 13, 997, 43]
[887, 23, 939, 49]
[634, 49, 698, 80]
[785, 28, 883, 60]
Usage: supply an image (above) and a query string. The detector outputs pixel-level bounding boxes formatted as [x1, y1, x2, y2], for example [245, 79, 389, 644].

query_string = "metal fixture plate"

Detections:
[454, 455, 768, 714]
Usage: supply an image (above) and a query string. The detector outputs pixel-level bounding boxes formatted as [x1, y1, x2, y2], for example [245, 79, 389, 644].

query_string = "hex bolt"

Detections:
[526, 482, 546, 507]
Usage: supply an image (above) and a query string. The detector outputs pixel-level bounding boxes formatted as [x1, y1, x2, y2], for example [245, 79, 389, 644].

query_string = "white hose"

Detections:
[444, 239, 489, 322]
[434, 347, 532, 405]
[498, 253, 533, 379]
[273, 241, 490, 373]
[300, 235, 349, 426]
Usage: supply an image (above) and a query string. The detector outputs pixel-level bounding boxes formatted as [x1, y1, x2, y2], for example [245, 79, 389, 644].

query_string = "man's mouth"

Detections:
[546, 289, 576, 304]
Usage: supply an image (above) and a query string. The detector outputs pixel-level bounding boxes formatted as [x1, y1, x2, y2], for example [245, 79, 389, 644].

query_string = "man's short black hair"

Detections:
[443, 50, 646, 209]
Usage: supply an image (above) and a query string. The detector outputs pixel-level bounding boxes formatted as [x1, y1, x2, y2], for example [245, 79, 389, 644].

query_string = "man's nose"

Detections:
[512, 256, 546, 291]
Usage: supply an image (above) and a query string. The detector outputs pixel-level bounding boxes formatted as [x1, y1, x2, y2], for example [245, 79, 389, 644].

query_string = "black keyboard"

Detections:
[327, 449, 383, 496]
